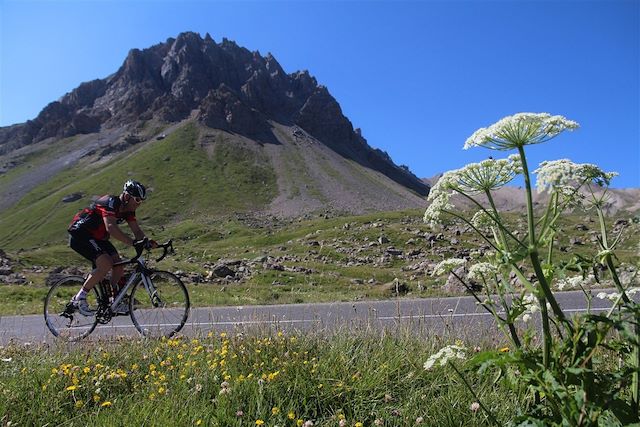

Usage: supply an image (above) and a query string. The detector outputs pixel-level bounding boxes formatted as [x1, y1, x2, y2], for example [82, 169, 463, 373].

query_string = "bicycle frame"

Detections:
[98, 240, 173, 317]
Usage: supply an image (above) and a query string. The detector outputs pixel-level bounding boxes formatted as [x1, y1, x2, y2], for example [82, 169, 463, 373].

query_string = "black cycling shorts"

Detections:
[69, 232, 118, 267]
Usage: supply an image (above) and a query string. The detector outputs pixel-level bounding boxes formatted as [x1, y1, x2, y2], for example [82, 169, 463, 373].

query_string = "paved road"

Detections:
[0, 290, 623, 344]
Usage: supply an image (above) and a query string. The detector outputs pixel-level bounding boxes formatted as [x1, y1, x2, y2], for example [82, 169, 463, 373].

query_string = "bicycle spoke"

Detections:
[44, 276, 99, 341]
[129, 271, 190, 338]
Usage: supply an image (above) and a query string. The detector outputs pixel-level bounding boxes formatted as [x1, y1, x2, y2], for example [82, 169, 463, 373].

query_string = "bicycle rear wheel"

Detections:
[129, 271, 190, 338]
[44, 276, 99, 341]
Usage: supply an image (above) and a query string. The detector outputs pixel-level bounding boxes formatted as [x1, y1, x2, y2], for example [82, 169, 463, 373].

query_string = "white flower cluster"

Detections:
[432, 258, 466, 276]
[556, 274, 595, 291]
[464, 113, 579, 151]
[424, 156, 521, 227]
[535, 159, 617, 193]
[521, 293, 540, 323]
[467, 262, 498, 282]
[597, 288, 640, 302]
[424, 345, 467, 370]
[470, 210, 495, 230]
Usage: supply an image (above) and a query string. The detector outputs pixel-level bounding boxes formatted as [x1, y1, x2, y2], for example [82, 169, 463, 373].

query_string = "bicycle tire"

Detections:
[44, 276, 99, 341]
[129, 270, 190, 338]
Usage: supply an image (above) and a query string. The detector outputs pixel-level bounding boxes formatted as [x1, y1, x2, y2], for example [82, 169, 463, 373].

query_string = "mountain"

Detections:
[0, 32, 427, 196]
[0, 32, 430, 247]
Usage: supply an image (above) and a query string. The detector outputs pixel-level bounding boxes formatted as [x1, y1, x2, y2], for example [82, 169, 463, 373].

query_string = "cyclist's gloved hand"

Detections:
[146, 239, 158, 250]
[133, 238, 148, 252]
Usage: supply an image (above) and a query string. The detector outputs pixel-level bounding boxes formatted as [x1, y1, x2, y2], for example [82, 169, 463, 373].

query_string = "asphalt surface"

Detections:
[0, 290, 623, 345]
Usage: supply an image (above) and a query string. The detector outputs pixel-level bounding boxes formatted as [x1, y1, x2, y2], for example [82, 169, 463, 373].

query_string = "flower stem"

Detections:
[449, 361, 499, 426]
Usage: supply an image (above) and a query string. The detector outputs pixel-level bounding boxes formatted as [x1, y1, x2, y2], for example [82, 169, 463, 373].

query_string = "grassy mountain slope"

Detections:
[0, 122, 276, 249]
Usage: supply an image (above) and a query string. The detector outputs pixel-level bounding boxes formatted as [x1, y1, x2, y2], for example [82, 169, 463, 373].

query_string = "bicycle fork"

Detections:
[141, 274, 162, 308]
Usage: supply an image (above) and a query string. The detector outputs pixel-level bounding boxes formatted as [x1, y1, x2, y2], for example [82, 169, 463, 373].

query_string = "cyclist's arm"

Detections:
[104, 216, 135, 246]
[127, 219, 146, 241]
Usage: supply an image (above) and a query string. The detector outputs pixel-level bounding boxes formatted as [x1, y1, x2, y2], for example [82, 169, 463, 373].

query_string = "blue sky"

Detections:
[1, 0, 638, 187]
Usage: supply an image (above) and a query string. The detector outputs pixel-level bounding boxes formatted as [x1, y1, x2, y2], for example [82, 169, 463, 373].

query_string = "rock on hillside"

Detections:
[0, 32, 428, 197]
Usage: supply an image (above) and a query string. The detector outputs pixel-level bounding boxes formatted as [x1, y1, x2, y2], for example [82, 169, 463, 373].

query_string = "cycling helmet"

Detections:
[123, 180, 147, 200]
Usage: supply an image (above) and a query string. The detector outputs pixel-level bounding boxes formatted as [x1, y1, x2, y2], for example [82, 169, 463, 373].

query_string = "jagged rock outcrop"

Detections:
[0, 32, 428, 196]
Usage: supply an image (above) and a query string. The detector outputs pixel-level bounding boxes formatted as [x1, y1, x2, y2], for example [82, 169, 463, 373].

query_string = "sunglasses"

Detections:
[127, 194, 144, 203]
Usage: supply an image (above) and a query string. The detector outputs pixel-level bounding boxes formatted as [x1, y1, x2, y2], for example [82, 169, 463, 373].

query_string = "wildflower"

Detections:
[236, 410, 244, 417]
[196, 420, 202, 426]
[303, 421, 314, 427]
[432, 258, 466, 276]
[464, 113, 579, 151]
[535, 159, 617, 193]
[288, 412, 295, 420]
[424, 345, 467, 370]
[499, 347, 510, 353]
[66, 385, 78, 391]
[374, 419, 384, 426]
[470, 402, 480, 413]
[415, 417, 424, 424]
[339, 420, 347, 427]
[75, 400, 84, 409]
[597, 291, 621, 302]
[467, 263, 498, 282]
[355, 423, 363, 427]
[100, 401, 112, 407]
[272, 407, 280, 416]
[297, 421, 304, 427]
[470, 210, 496, 231]
[256, 420, 265, 426]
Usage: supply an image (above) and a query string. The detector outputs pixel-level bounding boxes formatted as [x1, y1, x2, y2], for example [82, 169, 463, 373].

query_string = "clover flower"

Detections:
[535, 159, 617, 193]
[424, 344, 467, 369]
[464, 113, 579, 151]
[432, 258, 466, 276]
[467, 263, 498, 282]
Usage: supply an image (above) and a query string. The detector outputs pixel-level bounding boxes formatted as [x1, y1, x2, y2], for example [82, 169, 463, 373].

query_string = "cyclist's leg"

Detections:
[69, 234, 114, 295]
[102, 244, 123, 290]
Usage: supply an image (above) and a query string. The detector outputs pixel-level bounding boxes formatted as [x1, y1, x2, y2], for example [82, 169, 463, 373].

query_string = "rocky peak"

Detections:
[0, 32, 429, 196]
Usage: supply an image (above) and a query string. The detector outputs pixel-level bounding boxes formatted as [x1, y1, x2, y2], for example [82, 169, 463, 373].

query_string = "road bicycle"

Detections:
[44, 240, 190, 341]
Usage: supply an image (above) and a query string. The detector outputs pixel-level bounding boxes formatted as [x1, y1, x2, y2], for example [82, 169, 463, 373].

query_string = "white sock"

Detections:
[75, 289, 88, 300]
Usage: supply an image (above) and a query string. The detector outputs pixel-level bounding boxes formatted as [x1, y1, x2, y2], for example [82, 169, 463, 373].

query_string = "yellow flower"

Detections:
[83, 367, 90, 374]
[66, 385, 78, 391]
[256, 420, 265, 426]
[288, 412, 296, 420]
[196, 420, 202, 426]
[93, 395, 101, 402]
[297, 420, 304, 427]
[100, 401, 112, 407]
[272, 407, 280, 415]
[499, 347, 510, 353]
[355, 423, 363, 427]
[75, 400, 84, 409]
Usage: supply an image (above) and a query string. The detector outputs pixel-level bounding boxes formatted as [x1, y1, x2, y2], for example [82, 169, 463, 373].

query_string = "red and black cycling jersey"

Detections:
[68, 195, 136, 240]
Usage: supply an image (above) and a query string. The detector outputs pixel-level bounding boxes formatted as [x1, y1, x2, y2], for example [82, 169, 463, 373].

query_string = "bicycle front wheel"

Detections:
[44, 276, 99, 341]
[129, 271, 190, 338]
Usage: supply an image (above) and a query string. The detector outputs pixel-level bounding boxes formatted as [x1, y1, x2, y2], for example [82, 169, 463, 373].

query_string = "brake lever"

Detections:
[155, 240, 174, 262]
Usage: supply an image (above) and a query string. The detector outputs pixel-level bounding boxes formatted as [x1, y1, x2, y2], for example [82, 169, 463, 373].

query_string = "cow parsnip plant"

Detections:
[425, 113, 640, 426]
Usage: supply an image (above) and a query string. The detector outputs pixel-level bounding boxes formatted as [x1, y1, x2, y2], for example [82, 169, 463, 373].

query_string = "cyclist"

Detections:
[68, 180, 157, 315]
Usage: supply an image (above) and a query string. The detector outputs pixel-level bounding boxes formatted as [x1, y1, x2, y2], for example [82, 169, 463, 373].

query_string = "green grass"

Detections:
[0, 329, 522, 426]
